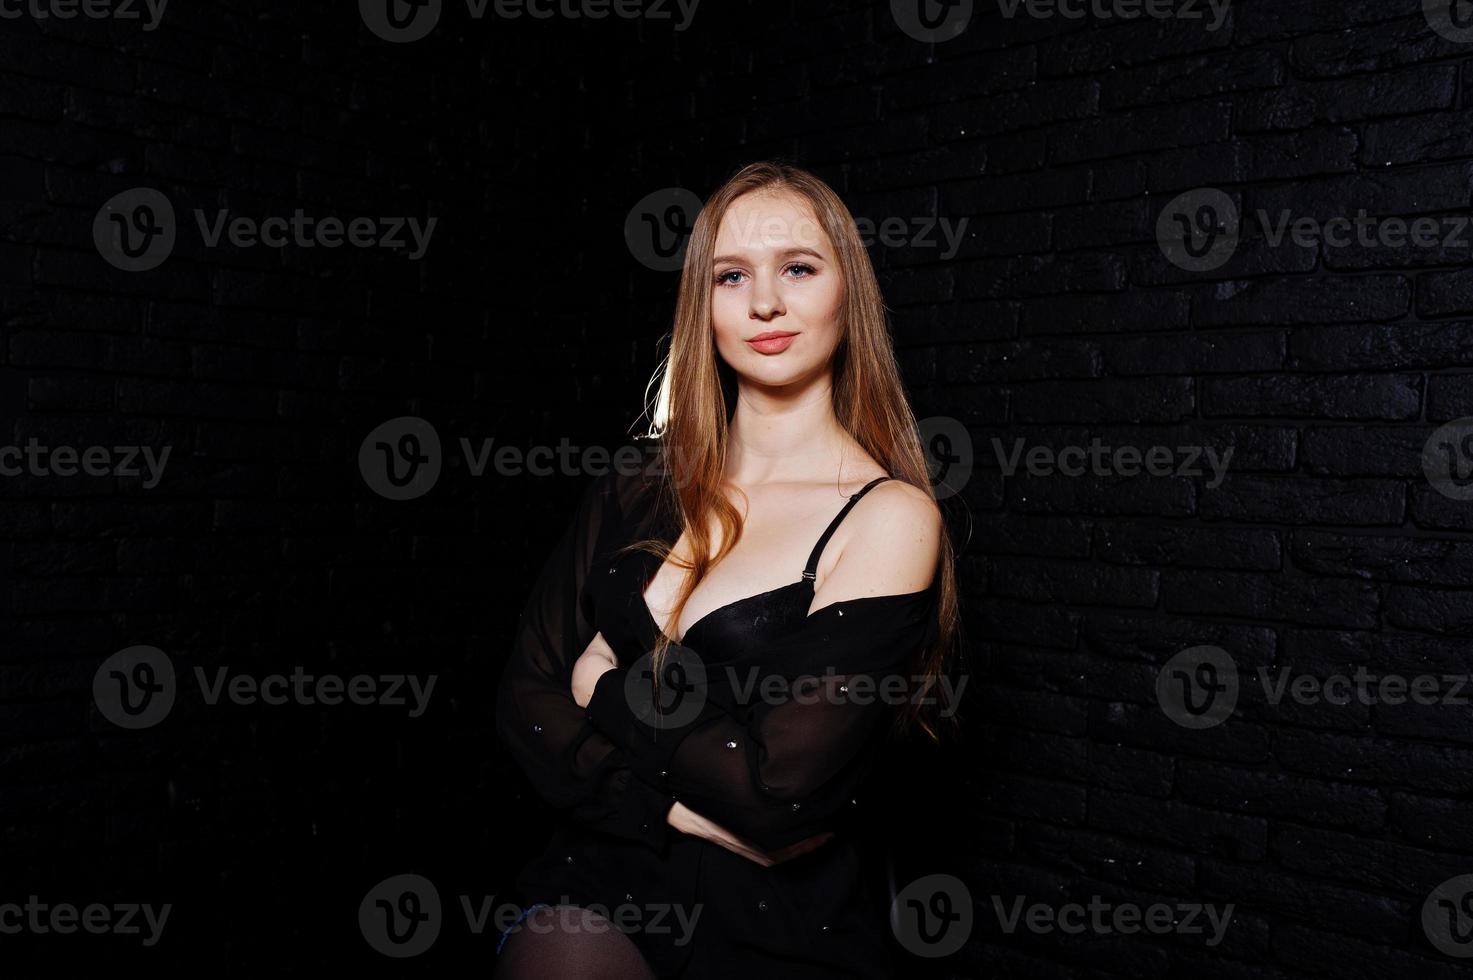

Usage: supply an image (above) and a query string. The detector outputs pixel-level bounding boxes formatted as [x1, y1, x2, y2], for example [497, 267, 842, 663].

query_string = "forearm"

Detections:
[497, 654, 675, 849]
[583, 659, 884, 850]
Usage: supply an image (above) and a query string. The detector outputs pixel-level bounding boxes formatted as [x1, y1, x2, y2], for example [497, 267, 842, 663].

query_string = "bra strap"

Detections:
[801, 476, 893, 581]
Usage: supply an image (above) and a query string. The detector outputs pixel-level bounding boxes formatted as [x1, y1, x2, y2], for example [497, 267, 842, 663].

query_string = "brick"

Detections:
[1179, 763, 1387, 833]
[1199, 476, 1405, 526]
[1163, 569, 1382, 627]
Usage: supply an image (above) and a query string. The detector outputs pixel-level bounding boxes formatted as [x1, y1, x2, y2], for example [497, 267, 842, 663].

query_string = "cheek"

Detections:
[795, 284, 844, 342]
[710, 291, 746, 348]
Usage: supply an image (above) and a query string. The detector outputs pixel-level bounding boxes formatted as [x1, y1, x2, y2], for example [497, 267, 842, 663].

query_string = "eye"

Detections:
[785, 262, 817, 279]
[714, 269, 746, 286]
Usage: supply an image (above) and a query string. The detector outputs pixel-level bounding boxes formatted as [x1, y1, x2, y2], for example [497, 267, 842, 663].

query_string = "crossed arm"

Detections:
[497, 471, 940, 862]
[573, 481, 941, 857]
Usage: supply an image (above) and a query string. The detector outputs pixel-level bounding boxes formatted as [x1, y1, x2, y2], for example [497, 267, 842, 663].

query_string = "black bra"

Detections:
[641, 476, 894, 659]
[798, 475, 893, 582]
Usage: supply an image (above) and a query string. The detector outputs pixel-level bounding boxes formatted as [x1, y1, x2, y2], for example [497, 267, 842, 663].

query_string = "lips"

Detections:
[746, 330, 798, 354]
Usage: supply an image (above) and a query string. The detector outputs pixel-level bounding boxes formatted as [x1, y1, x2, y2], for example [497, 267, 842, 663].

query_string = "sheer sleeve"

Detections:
[584, 589, 938, 852]
[495, 469, 675, 851]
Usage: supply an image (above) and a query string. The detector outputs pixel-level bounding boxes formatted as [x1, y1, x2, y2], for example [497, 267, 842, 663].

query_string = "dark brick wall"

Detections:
[3, 0, 1472, 976]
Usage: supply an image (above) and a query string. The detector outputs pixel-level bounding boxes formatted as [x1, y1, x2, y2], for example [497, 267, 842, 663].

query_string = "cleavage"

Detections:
[640, 527, 815, 644]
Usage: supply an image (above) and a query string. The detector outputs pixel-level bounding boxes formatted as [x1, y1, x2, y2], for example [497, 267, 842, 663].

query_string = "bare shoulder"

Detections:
[814, 478, 942, 602]
[848, 479, 943, 569]
[859, 477, 940, 519]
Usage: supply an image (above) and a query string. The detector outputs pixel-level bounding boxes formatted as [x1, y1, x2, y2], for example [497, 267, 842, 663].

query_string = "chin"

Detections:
[732, 359, 822, 389]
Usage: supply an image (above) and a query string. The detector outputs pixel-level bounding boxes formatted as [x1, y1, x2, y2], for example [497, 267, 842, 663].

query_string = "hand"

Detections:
[571, 631, 618, 708]
[665, 800, 834, 867]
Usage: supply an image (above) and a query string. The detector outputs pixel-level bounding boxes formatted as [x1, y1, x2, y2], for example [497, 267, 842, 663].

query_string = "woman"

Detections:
[494, 161, 960, 978]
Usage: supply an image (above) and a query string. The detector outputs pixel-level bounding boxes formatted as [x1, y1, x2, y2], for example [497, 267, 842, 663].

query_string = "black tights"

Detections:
[494, 905, 659, 980]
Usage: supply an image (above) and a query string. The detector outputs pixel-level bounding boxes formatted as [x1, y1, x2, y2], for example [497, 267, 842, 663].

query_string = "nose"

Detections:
[748, 271, 785, 321]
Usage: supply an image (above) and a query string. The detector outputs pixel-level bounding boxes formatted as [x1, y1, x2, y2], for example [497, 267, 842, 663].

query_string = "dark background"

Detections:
[3, 0, 1473, 976]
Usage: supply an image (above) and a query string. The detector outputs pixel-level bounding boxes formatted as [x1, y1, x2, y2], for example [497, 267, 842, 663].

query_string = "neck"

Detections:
[724, 369, 848, 484]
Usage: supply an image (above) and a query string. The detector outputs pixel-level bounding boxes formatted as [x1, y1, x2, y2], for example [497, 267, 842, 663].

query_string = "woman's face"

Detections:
[709, 189, 844, 389]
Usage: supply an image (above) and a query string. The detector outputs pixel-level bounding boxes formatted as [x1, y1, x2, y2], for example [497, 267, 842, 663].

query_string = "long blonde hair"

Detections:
[630, 161, 961, 742]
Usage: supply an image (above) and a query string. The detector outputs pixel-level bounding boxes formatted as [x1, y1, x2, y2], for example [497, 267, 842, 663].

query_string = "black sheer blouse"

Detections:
[496, 457, 940, 978]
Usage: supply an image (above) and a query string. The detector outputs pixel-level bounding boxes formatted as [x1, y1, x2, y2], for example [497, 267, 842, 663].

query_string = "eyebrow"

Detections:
[712, 246, 827, 265]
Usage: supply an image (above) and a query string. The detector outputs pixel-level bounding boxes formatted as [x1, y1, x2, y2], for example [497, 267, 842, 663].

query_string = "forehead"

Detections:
[714, 189, 830, 254]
